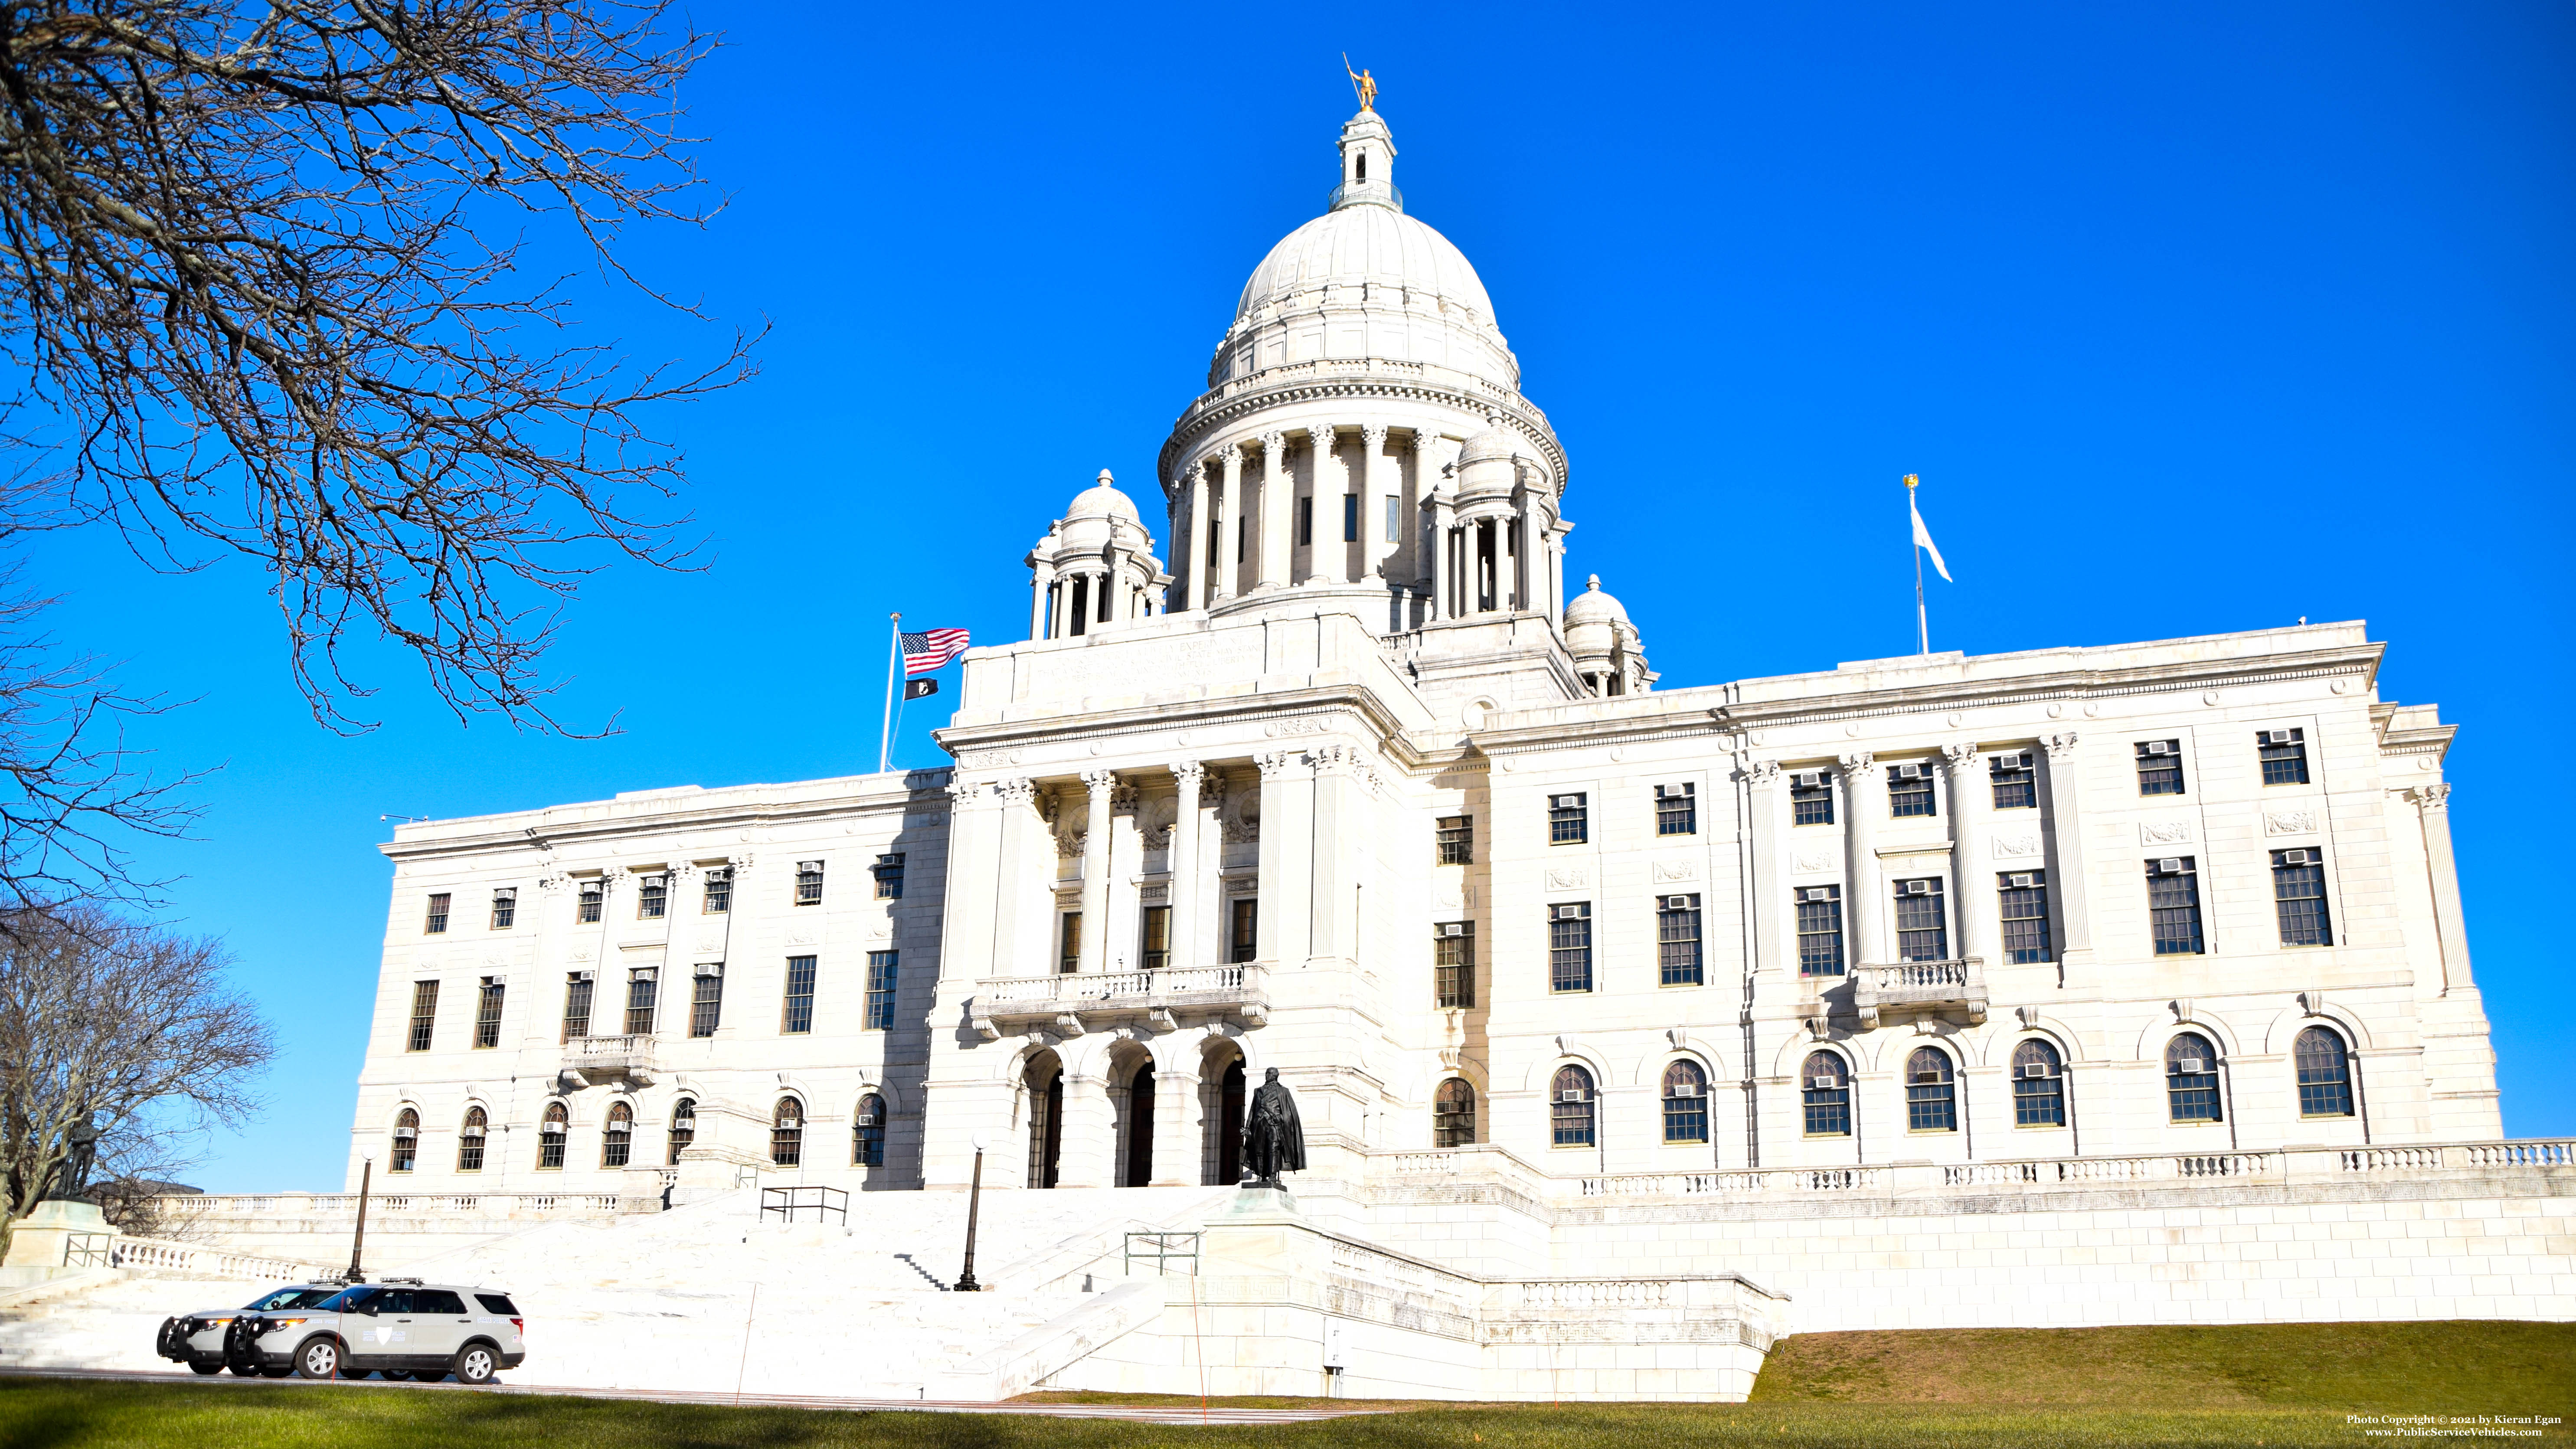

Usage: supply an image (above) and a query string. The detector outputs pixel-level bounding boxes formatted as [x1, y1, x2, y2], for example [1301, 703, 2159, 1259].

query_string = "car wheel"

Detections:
[451, 1342, 498, 1386]
[380, 1369, 411, 1381]
[189, 1361, 224, 1376]
[295, 1338, 342, 1380]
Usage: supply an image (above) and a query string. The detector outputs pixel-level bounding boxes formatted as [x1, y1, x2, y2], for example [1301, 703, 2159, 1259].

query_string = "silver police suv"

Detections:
[190, 1277, 528, 1384]
[156, 1283, 337, 1375]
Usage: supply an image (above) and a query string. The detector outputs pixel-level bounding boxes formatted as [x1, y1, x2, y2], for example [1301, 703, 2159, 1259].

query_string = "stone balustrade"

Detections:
[153, 1191, 648, 1220]
[562, 1033, 656, 1086]
[76, 1234, 332, 1282]
[1851, 955, 1988, 1028]
[968, 963, 1269, 1040]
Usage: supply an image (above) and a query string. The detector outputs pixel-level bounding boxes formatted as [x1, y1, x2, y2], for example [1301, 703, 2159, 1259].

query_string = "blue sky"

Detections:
[35, 3, 2573, 1190]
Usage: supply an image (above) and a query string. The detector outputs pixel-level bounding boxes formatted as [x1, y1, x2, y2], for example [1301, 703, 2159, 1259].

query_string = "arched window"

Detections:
[2166, 1032, 2222, 1122]
[667, 1098, 696, 1166]
[2012, 1039, 2066, 1127]
[1662, 1060, 1709, 1144]
[536, 1102, 566, 1169]
[457, 1106, 487, 1172]
[1549, 1065, 1595, 1148]
[601, 1101, 633, 1168]
[390, 1108, 419, 1173]
[1433, 1078, 1476, 1148]
[2295, 1027, 2354, 1118]
[853, 1093, 887, 1167]
[1801, 1052, 1850, 1137]
[1905, 1047, 1956, 1132]
[771, 1096, 804, 1166]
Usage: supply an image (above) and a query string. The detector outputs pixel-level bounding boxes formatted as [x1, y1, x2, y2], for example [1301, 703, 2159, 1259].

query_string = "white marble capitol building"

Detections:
[343, 106, 2569, 1399]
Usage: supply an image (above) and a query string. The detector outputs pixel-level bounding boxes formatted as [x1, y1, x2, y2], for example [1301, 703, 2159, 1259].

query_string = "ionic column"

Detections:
[1406, 429, 1436, 592]
[1216, 444, 1245, 602]
[1840, 753, 1883, 965]
[1028, 550, 1055, 641]
[1259, 431, 1291, 590]
[1310, 428, 1347, 585]
[1428, 489, 1455, 622]
[1357, 425, 1387, 583]
[1183, 458, 1210, 612]
[2042, 734, 2092, 965]
[1742, 760, 1785, 976]
[1080, 770, 1117, 973]
[1945, 743, 1993, 966]
[1170, 762, 1205, 970]
[2409, 785, 2467, 992]
[1254, 750, 1310, 965]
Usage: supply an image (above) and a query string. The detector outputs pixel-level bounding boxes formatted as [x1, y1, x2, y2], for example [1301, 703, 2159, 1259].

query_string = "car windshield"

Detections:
[243, 1287, 337, 1311]
[315, 1285, 379, 1312]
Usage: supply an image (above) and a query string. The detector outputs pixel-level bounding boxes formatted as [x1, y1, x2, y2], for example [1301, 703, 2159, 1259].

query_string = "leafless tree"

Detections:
[0, 905, 273, 1260]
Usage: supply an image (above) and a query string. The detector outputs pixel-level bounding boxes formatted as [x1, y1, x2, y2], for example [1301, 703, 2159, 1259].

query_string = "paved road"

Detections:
[0, 1366, 1395, 1424]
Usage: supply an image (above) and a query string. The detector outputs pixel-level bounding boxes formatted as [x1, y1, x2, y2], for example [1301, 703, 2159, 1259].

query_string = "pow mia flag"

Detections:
[904, 678, 938, 700]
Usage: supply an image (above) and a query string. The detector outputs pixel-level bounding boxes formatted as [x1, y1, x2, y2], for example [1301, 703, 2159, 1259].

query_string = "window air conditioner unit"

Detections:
[1903, 880, 1930, 895]
[2145, 741, 2174, 756]
[855, 1112, 876, 1126]
[1895, 764, 1922, 779]
[538, 1122, 564, 1136]
[1663, 895, 1692, 910]
[1801, 887, 1834, 903]
[2007, 873, 2035, 889]
[1438, 923, 1465, 937]
[1553, 904, 1584, 920]
[2175, 1057, 2209, 1075]
[393, 1126, 418, 1140]
[482, 975, 505, 988]
[1553, 795, 1582, 809]
[1792, 771, 1824, 789]
[1671, 1084, 1702, 1098]
[1995, 752, 2028, 770]
[461, 1125, 486, 1139]
[696, 963, 724, 978]
[1807, 1075, 1839, 1090]
[1558, 1089, 1586, 1103]
[572, 970, 595, 982]
[494, 887, 517, 901]
[2157, 858, 2183, 874]
[631, 967, 657, 982]
[2282, 849, 2312, 866]
[2019, 1063, 2053, 1079]
[1911, 1069, 1945, 1085]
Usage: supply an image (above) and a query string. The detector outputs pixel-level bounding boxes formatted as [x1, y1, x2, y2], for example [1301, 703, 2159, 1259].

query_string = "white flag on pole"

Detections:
[1910, 491, 1953, 583]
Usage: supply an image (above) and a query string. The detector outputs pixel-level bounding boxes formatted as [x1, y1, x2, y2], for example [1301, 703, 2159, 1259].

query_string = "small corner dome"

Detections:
[1458, 421, 1519, 466]
[1564, 575, 1630, 629]
[1065, 470, 1139, 523]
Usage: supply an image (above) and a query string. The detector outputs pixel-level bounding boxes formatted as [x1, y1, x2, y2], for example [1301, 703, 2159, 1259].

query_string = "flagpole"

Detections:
[878, 612, 902, 775]
[1905, 473, 1927, 655]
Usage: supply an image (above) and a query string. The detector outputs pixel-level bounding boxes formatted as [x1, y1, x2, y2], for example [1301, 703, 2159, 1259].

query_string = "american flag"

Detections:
[900, 628, 971, 676]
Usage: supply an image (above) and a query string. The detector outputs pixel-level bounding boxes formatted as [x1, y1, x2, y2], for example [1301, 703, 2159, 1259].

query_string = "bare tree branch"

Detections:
[0, 0, 756, 736]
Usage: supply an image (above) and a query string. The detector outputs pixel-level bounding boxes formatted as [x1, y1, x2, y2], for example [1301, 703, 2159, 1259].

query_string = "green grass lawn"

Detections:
[2, 1322, 2565, 1448]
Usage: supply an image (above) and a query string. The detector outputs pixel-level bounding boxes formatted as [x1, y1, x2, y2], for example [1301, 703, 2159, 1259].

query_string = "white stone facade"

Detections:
[342, 109, 2540, 1377]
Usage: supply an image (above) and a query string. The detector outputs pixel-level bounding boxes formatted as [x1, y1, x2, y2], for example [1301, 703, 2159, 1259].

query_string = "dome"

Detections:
[1233, 204, 1498, 334]
[1457, 419, 1520, 465]
[1065, 469, 1139, 523]
[1564, 575, 1630, 629]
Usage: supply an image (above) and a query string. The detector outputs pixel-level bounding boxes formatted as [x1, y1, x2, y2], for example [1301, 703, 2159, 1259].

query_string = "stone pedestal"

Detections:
[3, 1199, 114, 1270]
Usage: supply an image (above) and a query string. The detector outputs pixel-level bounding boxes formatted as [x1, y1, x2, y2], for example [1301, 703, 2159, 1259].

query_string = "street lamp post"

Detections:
[955, 1135, 987, 1292]
[346, 1156, 373, 1283]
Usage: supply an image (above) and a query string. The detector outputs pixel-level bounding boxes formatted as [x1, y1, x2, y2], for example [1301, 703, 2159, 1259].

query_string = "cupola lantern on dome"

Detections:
[1330, 108, 1400, 213]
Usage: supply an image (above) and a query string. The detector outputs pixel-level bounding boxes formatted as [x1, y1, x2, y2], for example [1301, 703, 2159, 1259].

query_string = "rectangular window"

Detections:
[1887, 763, 1936, 818]
[577, 881, 603, 924]
[2272, 848, 2334, 947]
[780, 955, 817, 1034]
[1229, 897, 1258, 963]
[1655, 782, 1697, 836]
[1435, 815, 1472, 865]
[1796, 886, 1845, 977]
[406, 981, 439, 1052]
[689, 968, 723, 1038]
[873, 853, 905, 900]
[1790, 770, 1834, 826]
[1657, 894, 1703, 986]
[1989, 751, 2037, 810]
[474, 980, 504, 1049]
[2136, 739, 2185, 796]
[1343, 493, 1359, 543]
[560, 973, 593, 1042]
[2259, 728, 2310, 786]
[1548, 903, 1593, 993]
[1548, 792, 1589, 845]
[865, 951, 898, 1031]
[1297, 495, 1313, 546]
[1433, 924, 1474, 1008]
[1384, 495, 1401, 543]
[424, 894, 451, 935]
[623, 969, 658, 1036]
[489, 888, 517, 930]
[702, 867, 732, 914]
[1893, 879, 1948, 962]
[794, 860, 825, 906]
[1998, 871, 2053, 964]
[1058, 911, 1082, 974]
[637, 873, 668, 920]
[2148, 858, 2204, 955]
[1139, 905, 1171, 970]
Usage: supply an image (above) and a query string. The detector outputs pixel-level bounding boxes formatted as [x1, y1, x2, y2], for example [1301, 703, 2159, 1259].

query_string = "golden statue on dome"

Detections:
[1343, 54, 1377, 112]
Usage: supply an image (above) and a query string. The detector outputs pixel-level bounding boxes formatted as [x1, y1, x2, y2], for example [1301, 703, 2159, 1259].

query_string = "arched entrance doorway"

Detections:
[1216, 1056, 1246, 1185]
[1025, 1050, 1063, 1189]
[1123, 1061, 1156, 1187]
